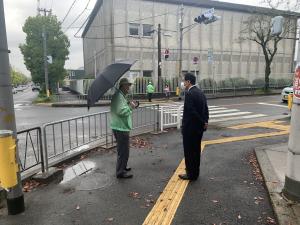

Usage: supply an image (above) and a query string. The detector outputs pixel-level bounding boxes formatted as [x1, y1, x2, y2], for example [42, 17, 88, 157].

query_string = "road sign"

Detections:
[203, 8, 214, 19]
[207, 49, 213, 64]
[294, 66, 300, 100]
[193, 56, 199, 64]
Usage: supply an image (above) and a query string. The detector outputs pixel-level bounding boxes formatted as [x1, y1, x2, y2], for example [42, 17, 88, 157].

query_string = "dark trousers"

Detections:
[182, 131, 203, 179]
[147, 93, 152, 102]
[113, 130, 130, 176]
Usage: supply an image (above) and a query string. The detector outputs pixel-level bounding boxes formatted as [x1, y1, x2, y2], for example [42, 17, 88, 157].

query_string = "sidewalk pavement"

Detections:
[49, 98, 178, 107]
[1, 120, 299, 224]
[256, 144, 300, 225]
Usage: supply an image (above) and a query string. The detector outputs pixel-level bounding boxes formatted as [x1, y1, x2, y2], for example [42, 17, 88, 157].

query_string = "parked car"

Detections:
[32, 84, 41, 92]
[281, 86, 293, 102]
[12, 87, 18, 94]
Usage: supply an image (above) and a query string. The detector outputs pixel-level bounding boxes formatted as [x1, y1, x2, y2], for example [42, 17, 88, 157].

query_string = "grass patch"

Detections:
[255, 88, 273, 95]
[33, 93, 54, 103]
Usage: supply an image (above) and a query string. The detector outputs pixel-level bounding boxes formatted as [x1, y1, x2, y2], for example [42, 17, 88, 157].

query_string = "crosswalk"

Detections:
[156, 102, 267, 123]
[14, 102, 31, 111]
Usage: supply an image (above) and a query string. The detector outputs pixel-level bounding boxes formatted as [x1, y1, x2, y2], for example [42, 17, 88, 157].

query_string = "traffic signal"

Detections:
[164, 48, 169, 59]
[194, 15, 206, 24]
[271, 16, 284, 36]
[194, 8, 221, 25]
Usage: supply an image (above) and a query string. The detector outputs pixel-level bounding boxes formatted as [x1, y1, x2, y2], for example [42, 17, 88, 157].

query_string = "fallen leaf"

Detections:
[106, 217, 114, 222]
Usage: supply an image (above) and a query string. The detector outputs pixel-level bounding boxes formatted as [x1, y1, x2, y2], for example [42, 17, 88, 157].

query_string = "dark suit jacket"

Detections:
[182, 86, 209, 135]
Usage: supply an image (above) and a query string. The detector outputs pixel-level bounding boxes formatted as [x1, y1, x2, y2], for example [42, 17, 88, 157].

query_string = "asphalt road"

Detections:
[14, 91, 288, 131]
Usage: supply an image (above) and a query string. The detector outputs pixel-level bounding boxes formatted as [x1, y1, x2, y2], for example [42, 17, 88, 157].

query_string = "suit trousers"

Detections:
[182, 131, 203, 179]
[113, 130, 130, 176]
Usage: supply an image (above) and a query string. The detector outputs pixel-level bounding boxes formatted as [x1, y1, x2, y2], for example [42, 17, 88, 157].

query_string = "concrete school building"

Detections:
[82, 0, 298, 85]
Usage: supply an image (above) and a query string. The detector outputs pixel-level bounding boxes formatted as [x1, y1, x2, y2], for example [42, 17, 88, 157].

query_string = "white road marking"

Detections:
[210, 114, 266, 122]
[210, 111, 251, 118]
[258, 102, 287, 108]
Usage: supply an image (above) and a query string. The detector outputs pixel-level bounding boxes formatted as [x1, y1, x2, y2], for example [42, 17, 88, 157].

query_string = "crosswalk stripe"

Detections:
[257, 102, 287, 108]
[210, 114, 266, 122]
[209, 109, 239, 114]
[209, 107, 228, 111]
[210, 111, 251, 118]
[154, 103, 267, 124]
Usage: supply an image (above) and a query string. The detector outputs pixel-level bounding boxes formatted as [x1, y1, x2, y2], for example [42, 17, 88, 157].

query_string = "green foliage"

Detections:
[199, 78, 217, 89]
[276, 78, 293, 87]
[19, 15, 70, 89]
[252, 78, 277, 87]
[33, 93, 53, 103]
[10, 68, 30, 86]
[252, 78, 265, 87]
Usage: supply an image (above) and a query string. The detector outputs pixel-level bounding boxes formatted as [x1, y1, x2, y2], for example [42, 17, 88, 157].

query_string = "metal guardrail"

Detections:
[42, 104, 159, 171]
[17, 127, 44, 173]
[159, 105, 184, 132]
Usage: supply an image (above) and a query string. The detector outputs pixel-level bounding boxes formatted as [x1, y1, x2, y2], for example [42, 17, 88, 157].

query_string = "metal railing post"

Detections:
[42, 125, 49, 172]
[160, 106, 164, 132]
[38, 128, 45, 173]
[156, 104, 159, 132]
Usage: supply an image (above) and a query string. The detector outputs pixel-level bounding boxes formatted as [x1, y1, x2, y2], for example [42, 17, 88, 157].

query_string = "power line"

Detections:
[61, 0, 78, 24]
[72, 10, 178, 32]
[50, 0, 54, 11]
[64, 0, 91, 32]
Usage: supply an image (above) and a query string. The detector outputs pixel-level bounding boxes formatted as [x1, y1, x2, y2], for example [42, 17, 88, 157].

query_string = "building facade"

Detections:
[82, 0, 298, 85]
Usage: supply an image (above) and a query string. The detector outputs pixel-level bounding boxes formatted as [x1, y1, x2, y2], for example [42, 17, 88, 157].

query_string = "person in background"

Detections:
[179, 73, 209, 181]
[164, 84, 170, 100]
[146, 81, 155, 102]
[110, 78, 138, 179]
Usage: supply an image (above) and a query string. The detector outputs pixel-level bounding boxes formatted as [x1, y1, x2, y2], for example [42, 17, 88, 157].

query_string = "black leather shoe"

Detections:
[178, 174, 197, 181]
[117, 173, 133, 179]
[125, 167, 131, 171]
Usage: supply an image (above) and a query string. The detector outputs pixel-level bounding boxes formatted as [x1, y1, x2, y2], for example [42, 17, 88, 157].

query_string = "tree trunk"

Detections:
[264, 62, 271, 92]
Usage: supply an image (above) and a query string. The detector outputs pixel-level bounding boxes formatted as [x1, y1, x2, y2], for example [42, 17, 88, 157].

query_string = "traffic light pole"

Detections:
[0, 0, 25, 215]
[178, 5, 184, 79]
[158, 24, 162, 78]
[283, 34, 300, 202]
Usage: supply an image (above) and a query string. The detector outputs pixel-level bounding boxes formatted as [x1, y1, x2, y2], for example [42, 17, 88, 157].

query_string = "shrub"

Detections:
[218, 77, 250, 88]
[199, 78, 217, 89]
[276, 78, 293, 87]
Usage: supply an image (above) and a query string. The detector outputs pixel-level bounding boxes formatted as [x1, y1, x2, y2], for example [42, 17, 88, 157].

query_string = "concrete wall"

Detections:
[83, 0, 296, 83]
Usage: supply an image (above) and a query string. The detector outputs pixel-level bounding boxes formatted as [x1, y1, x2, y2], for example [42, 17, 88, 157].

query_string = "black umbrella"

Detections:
[87, 59, 137, 109]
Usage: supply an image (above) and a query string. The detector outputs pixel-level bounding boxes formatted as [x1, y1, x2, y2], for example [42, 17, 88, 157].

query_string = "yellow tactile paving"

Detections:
[142, 121, 290, 225]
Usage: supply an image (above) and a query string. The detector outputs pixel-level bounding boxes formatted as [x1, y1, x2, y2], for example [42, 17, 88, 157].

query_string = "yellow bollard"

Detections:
[176, 87, 180, 96]
[288, 93, 293, 111]
[0, 130, 18, 189]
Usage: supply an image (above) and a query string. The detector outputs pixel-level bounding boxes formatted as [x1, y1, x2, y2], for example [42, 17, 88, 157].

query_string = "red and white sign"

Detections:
[294, 66, 300, 99]
[193, 56, 199, 64]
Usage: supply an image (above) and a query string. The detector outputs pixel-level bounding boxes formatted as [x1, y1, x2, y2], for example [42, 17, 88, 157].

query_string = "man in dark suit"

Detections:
[179, 73, 209, 181]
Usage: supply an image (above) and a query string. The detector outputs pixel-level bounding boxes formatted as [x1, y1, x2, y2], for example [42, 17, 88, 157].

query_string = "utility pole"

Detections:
[38, 8, 51, 97]
[283, 30, 300, 202]
[158, 24, 162, 78]
[94, 50, 97, 79]
[178, 5, 184, 79]
[0, 0, 25, 215]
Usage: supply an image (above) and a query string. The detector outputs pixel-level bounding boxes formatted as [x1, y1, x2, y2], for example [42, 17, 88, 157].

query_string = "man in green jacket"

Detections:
[111, 78, 137, 179]
[146, 81, 155, 102]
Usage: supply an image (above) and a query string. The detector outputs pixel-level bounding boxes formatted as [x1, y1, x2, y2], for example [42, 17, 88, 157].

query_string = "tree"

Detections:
[10, 67, 30, 87]
[240, 5, 298, 91]
[20, 15, 70, 92]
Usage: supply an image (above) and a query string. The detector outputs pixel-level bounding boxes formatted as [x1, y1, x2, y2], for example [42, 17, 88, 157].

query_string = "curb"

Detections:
[255, 145, 300, 225]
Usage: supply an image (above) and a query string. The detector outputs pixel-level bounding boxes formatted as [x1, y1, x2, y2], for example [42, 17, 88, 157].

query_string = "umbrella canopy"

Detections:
[87, 59, 136, 109]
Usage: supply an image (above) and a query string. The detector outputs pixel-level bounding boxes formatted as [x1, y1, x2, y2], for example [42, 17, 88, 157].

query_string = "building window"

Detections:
[143, 71, 152, 77]
[129, 23, 139, 36]
[143, 24, 153, 37]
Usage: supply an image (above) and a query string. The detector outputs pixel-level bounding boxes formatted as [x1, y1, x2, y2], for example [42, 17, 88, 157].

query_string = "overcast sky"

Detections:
[3, 0, 262, 76]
